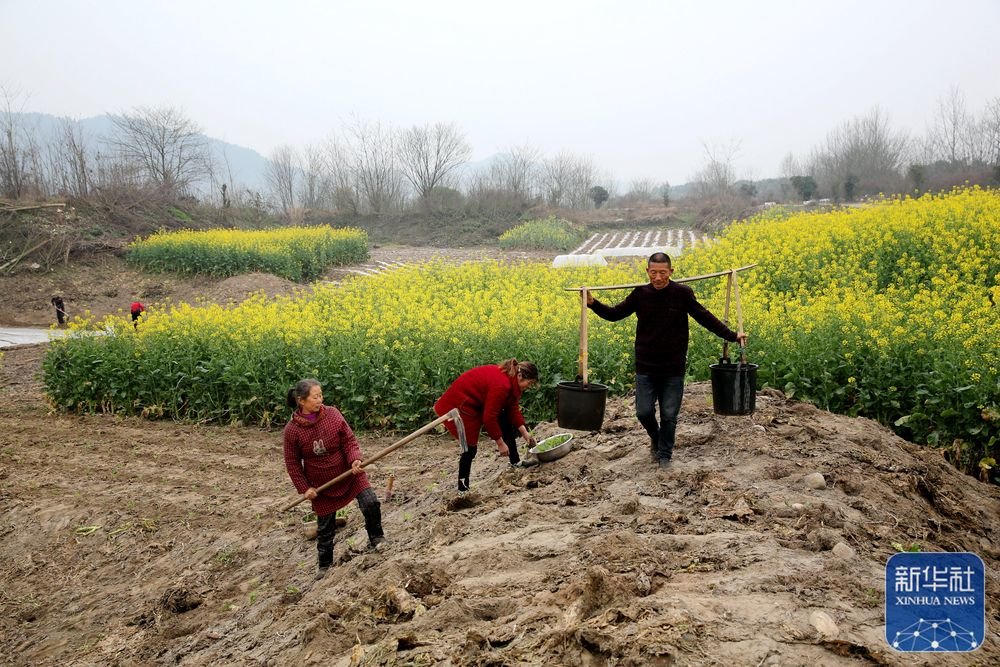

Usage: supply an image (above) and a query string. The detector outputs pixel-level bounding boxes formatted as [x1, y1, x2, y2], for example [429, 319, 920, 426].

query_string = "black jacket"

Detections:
[589, 281, 737, 376]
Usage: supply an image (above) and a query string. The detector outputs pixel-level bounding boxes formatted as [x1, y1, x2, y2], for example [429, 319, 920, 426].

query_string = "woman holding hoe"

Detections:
[435, 359, 540, 492]
[283, 379, 386, 580]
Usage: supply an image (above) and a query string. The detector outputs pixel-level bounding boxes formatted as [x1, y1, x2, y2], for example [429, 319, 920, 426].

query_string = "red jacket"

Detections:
[283, 405, 371, 516]
[434, 365, 525, 445]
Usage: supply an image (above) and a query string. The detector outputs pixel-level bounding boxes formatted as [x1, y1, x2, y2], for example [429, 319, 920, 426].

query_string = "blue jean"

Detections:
[635, 373, 685, 461]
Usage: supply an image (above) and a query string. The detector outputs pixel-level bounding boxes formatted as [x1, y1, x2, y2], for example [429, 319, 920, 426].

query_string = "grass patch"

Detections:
[498, 216, 585, 252]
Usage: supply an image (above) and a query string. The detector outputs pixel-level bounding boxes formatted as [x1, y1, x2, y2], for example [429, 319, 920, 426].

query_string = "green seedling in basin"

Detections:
[535, 434, 571, 452]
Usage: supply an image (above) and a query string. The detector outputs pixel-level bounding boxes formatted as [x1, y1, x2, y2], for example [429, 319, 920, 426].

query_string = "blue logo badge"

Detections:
[886, 552, 984, 652]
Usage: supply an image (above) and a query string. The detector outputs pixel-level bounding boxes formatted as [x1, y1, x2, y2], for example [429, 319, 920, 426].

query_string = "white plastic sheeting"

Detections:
[0, 327, 71, 348]
[551, 254, 608, 268]
[596, 245, 683, 258]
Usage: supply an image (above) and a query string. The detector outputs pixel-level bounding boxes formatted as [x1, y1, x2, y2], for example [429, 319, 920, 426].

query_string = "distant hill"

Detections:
[10, 112, 271, 194]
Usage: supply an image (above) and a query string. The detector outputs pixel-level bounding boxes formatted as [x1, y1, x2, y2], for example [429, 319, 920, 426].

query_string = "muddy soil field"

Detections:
[3, 340, 1000, 666]
[2, 249, 1000, 666]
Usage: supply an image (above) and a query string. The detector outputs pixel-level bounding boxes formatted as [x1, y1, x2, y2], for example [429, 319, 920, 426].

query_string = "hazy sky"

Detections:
[2, 0, 998, 185]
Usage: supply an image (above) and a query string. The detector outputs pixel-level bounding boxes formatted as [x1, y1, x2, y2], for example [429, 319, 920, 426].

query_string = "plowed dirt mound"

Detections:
[198, 272, 304, 305]
[2, 344, 998, 666]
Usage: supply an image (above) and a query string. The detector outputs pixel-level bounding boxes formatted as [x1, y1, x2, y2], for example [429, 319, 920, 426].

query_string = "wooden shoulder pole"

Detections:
[564, 263, 757, 293]
[722, 271, 733, 362]
[579, 288, 589, 385]
[733, 271, 746, 364]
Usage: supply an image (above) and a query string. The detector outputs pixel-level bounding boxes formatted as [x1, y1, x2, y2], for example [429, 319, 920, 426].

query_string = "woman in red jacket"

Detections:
[283, 379, 385, 580]
[130, 301, 145, 329]
[434, 359, 540, 492]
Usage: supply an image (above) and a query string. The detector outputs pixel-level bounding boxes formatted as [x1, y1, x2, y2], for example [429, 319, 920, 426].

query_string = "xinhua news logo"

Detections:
[885, 552, 985, 652]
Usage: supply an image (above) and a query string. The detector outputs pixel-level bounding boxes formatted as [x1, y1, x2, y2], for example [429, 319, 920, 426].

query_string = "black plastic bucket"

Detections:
[709, 361, 758, 415]
[556, 381, 608, 431]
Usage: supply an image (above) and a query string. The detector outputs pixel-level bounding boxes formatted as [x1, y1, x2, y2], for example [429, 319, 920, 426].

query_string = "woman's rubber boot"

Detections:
[315, 512, 337, 579]
[363, 503, 385, 549]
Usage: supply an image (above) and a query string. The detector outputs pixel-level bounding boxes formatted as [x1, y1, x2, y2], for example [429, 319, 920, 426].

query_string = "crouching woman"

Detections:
[434, 359, 539, 492]
[283, 379, 385, 579]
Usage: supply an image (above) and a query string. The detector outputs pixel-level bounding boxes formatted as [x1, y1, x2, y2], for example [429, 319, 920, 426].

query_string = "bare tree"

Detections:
[0, 86, 32, 199]
[540, 152, 575, 207]
[692, 140, 740, 200]
[625, 177, 657, 203]
[298, 143, 327, 210]
[538, 152, 600, 209]
[926, 87, 978, 165]
[92, 148, 144, 192]
[323, 137, 360, 214]
[47, 118, 92, 197]
[107, 106, 211, 194]
[776, 152, 803, 200]
[658, 181, 672, 207]
[211, 147, 237, 209]
[465, 171, 523, 218]
[22, 130, 46, 197]
[778, 152, 801, 180]
[566, 156, 598, 209]
[345, 118, 403, 214]
[984, 97, 1000, 167]
[265, 145, 299, 216]
[398, 122, 471, 205]
[599, 173, 620, 203]
[808, 108, 908, 198]
[489, 143, 540, 201]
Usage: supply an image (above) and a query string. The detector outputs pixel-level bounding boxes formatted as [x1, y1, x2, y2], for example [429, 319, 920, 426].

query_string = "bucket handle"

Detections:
[720, 269, 749, 365]
[737, 344, 750, 366]
[733, 271, 747, 365]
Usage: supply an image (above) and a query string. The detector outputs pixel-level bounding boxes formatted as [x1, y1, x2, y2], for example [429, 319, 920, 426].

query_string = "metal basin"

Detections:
[529, 433, 574, 463]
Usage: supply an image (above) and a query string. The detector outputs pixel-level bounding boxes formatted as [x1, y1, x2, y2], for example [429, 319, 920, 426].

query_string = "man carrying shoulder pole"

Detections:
[587, 253, 748, 469]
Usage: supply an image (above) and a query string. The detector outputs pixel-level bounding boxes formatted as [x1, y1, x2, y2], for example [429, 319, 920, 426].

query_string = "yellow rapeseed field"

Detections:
[45, 188, 999, 470]
[127, 225, 368, 281]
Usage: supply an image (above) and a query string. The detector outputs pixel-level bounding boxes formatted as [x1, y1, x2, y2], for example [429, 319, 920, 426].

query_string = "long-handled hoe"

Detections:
[279, 408, 468, 512]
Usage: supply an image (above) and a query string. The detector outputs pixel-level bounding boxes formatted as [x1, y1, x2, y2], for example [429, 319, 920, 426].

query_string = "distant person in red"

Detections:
[51, 296, 67, 326]
[130, 301, 145, 329]
[434, 359, 540, 492]
[283, 379, 386, 580]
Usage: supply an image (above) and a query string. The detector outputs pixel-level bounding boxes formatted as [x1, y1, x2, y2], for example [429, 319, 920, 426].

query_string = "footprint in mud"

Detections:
[159, 586, 203, 614]
[445, 492, 480, 512]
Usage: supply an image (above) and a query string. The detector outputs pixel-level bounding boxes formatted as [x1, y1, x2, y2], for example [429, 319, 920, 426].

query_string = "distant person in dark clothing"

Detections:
[130, 301, 145, 329]
[51, 296, 67, 326]
[587, 252, 748, 469]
